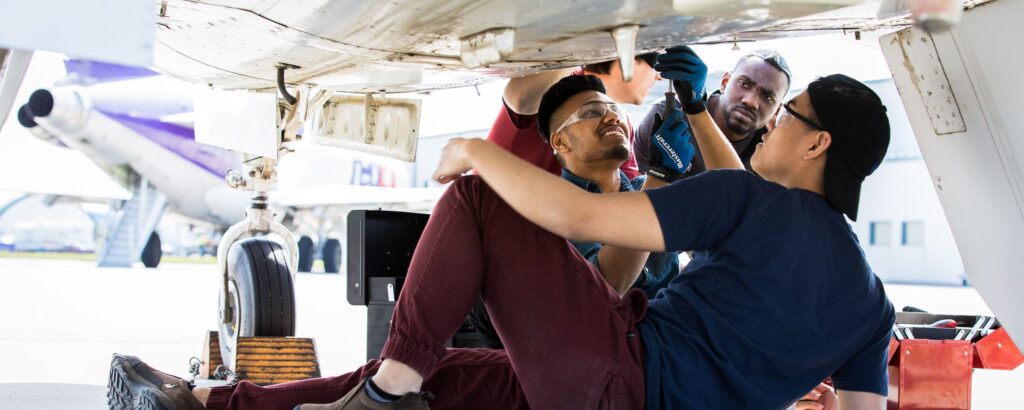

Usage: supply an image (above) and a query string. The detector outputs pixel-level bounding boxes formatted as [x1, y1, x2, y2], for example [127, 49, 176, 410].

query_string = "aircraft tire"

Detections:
[322, 238, 342, 274]
[141, 232, 162, 268]
[297, 236, 315, 272]
[218, 237, 296, 372]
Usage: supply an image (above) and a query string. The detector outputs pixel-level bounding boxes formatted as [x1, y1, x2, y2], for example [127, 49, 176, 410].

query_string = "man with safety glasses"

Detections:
[465, 53, 668, 349]
[487, 52, 661, 179]
[464, 75, 690, 350]
[536, 75, 694, 296]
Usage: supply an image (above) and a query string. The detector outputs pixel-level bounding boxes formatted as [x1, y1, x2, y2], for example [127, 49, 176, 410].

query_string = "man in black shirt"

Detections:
[635, 49, 791, 176]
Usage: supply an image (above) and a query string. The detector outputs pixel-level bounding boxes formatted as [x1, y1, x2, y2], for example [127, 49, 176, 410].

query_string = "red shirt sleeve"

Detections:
[486, 100, 561, 175]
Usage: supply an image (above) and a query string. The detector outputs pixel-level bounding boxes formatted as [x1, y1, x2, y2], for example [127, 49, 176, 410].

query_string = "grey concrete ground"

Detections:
[0, 258, 367, 409]
[0, 258, 1020, 408]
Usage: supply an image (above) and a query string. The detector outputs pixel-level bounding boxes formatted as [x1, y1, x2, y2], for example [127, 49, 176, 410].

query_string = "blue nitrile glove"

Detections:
[654, 46, 709, 114]
[648, 108, 694, 182]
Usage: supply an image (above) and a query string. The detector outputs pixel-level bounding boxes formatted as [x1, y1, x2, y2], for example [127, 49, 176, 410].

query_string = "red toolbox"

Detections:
[887, 312, 1023, 410]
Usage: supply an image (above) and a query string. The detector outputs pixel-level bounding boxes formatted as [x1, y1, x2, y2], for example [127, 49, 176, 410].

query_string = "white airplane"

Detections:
[13, 59, 443, 271]
[3, 0, 1021, 394]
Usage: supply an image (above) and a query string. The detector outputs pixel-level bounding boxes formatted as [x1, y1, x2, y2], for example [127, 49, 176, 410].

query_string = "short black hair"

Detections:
[582, 61, 614, 75]
[582, 52, 658, 75]
[734, 49, 792, 89]
[537, 75, 606, 142]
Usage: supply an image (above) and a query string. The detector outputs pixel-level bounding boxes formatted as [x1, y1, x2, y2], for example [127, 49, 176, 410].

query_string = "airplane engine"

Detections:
[21, 85, 240, 226]
[16, 104, 64, 147]
[24, 87, 131, 166]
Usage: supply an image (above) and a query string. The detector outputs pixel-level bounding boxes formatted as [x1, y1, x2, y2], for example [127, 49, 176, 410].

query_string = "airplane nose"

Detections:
[28, 89, 55, 118]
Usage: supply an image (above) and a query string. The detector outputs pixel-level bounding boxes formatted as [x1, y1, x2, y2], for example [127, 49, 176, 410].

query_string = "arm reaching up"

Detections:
[504, 68, 575, 115]
[654, 46, 743, 171]
[433, 138, 666, 253]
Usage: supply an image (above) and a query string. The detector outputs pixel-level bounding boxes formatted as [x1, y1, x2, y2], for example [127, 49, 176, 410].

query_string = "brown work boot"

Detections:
[294, 379, 433, 410]
[107, 354, 205, 410]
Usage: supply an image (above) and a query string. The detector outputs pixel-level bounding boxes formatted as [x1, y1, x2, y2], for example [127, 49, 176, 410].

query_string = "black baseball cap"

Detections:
[537, 75, 607, 142]
[808, 74, 890, 221]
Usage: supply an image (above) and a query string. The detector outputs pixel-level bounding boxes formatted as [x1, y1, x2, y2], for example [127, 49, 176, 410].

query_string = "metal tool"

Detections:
[663, 79, 677, 117]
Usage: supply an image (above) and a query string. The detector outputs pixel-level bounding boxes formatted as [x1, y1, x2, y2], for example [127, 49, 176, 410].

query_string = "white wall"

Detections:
[854, 159, 966, 285]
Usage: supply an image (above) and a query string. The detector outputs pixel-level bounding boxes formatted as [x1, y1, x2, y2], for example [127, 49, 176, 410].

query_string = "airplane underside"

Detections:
[154, 0, 916, 93]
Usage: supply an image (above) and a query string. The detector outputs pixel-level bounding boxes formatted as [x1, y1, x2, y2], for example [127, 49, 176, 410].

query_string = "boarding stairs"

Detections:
[97, 177, 167, 267]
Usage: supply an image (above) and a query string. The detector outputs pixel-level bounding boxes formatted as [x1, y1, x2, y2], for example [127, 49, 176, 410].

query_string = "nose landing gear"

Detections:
[198, 63, 322, 385]
[218, 237, 296, 371]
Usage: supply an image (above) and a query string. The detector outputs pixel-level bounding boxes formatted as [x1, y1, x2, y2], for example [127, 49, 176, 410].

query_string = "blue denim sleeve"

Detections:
[638, 251, 679, 297]
[574, 237, 680, 299]
[637, 251, 681, 298]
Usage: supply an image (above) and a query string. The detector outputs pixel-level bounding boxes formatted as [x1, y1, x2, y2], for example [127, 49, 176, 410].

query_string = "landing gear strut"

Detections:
[210, 62, 321, 377]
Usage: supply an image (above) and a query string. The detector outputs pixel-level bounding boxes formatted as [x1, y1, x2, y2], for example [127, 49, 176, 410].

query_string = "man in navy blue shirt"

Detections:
[424, 71, 893, 408]
[109, 57, 894, 410]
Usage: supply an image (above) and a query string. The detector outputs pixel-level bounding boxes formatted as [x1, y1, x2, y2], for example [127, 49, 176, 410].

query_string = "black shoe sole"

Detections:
[107, 355, 172, 410]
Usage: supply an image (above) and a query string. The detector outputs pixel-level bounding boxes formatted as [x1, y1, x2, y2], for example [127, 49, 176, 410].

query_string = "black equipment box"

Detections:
[347, 210, 428, 306]
[346, 209, 502, 360]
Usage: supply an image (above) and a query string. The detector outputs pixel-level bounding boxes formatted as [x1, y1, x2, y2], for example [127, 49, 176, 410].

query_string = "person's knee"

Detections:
[447, 175, 495, 204]
[451, 174, 484, 190]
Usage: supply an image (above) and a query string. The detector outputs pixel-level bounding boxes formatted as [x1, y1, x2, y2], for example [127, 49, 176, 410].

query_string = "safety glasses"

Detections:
[554, 101, 629, 135]
[777, 100, 823, 130]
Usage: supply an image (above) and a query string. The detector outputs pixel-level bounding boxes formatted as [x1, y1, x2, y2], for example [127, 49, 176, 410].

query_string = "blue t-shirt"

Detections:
[639, 170, 895, 409]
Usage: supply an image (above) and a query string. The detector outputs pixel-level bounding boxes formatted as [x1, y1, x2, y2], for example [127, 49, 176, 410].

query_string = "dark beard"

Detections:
[583, 144, 631, 162]
[603, 145, 631, 162]
[726, 113, 757, 136]
[569, 130, 631, 163]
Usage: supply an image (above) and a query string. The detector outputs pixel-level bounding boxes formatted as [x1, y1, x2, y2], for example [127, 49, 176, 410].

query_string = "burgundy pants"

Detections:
[207, 176, 647, 409]
[205, 348, 525, 409]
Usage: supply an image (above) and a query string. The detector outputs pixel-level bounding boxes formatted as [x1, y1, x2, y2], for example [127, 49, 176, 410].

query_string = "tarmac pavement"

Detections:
[0, 258, 1020, 409]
